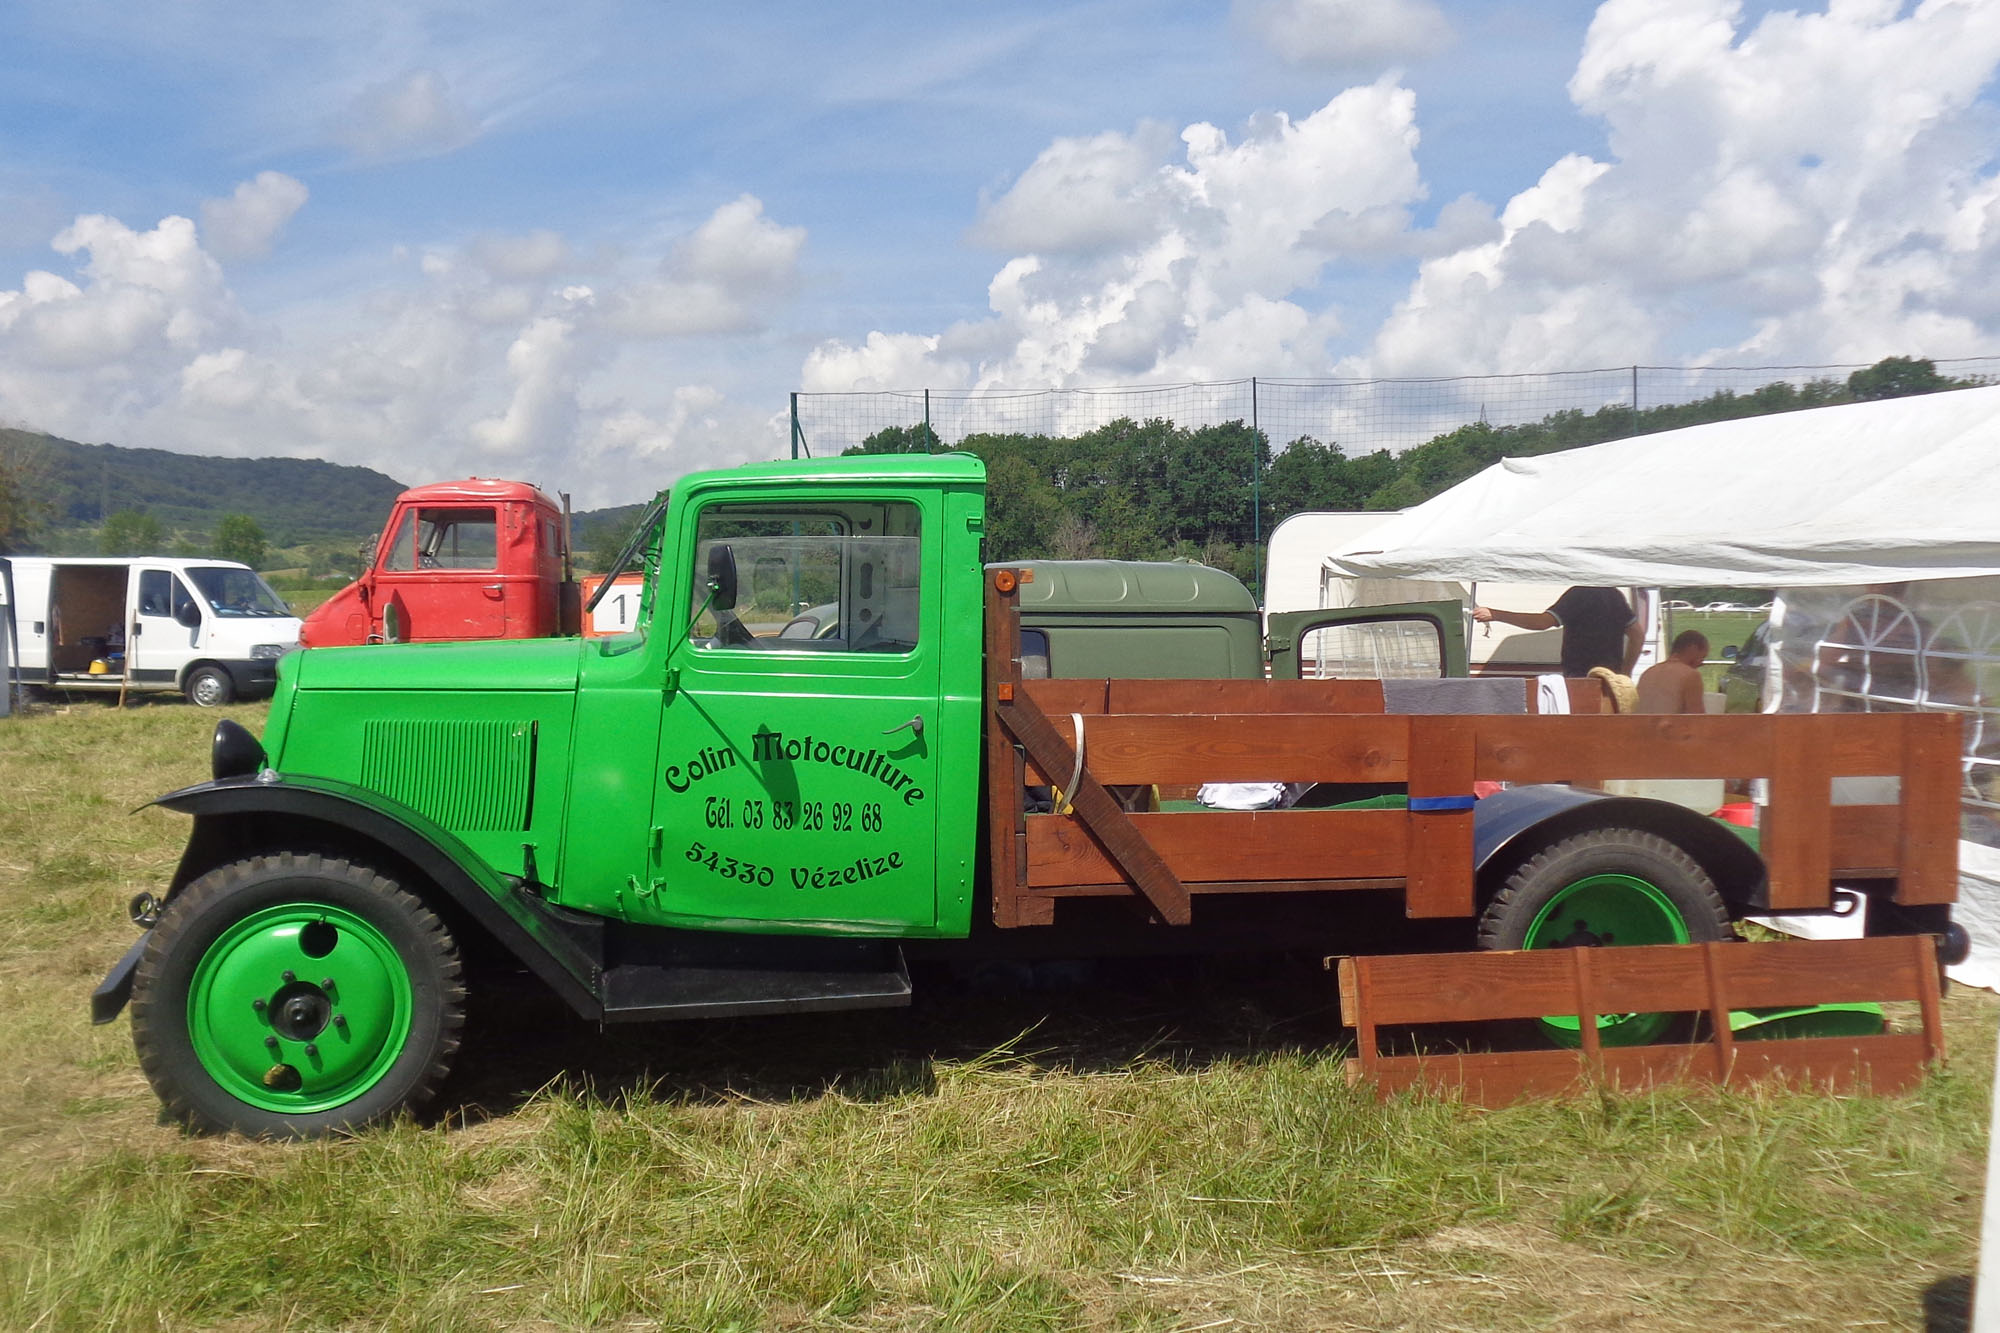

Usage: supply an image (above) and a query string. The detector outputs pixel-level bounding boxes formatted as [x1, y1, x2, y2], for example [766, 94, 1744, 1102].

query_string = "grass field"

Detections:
[0, 700, 1990, 1331]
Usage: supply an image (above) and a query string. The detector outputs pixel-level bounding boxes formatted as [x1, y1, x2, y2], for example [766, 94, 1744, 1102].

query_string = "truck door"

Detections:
[649, 497, 941, 930]
[374, 505, 505, 642]
[1266, 599, 1469, 680]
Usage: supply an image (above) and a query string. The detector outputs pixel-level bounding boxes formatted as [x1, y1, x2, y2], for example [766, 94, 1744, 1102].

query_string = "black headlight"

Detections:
[212, 718, 266, 780]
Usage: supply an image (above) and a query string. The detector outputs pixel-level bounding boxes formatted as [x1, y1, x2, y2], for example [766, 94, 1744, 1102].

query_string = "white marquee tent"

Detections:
[1322, 384, 2000, 993]
[1323, 383, 2000, 589]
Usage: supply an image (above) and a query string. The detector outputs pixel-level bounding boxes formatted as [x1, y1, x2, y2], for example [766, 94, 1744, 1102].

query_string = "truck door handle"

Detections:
[483, 584, 504, 596]
[883, 715, 923, 736]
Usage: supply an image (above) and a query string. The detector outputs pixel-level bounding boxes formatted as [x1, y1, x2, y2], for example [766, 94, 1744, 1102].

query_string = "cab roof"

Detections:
[398, 478, 560, 506]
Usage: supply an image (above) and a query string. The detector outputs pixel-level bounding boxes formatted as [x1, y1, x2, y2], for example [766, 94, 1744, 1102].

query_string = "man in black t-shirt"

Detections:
[1473, 586, 1641, 677]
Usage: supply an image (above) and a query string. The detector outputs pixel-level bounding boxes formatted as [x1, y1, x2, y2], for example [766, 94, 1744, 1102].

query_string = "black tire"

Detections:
[184, 665, 235, 707]
[129, 853, 465, 1138]
[1479, 827, 1732, 1047]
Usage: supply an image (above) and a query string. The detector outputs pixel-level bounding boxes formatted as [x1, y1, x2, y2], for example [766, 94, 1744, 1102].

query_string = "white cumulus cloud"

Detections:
[336, 69, 482, 162]
[1235, 0, 1453, 71]
[810, 80, 1424, 392]
[200, 172, 309, 260]
[1354, 0, 2000, 375]
[602, 195, 807, 337]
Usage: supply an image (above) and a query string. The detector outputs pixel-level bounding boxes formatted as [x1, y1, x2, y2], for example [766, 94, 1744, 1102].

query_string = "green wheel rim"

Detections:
[1522, 873, 1691, 1048]
[188, 902, 414, 1114]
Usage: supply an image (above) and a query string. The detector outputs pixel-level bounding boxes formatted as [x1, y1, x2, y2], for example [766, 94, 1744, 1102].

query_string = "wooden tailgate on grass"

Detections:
[1337, 936, 1945, 1106]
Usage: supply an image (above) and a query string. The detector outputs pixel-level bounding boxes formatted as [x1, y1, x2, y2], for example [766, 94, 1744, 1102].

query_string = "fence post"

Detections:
[1631, 365, 1640, 435]
[1251, 377, 1262, 596]
[924, 388, 932, 446]
[790, 392, 807, 459]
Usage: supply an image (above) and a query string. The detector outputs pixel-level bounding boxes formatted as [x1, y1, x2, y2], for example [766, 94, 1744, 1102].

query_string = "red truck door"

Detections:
[375, 504, 509, 642]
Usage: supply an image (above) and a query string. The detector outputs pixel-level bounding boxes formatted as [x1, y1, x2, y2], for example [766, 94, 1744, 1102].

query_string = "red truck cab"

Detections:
[301, 479, 572, 647]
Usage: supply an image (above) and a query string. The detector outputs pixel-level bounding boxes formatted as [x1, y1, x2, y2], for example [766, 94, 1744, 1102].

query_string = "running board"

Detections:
[599, 939, 912, 1022]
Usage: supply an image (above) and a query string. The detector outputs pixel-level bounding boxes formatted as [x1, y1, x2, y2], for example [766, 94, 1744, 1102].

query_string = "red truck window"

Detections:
[385, 507, 499, 572]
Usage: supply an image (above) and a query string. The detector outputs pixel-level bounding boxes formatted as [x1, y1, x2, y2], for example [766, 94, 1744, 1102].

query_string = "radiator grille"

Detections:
[360, 719, 537, 831]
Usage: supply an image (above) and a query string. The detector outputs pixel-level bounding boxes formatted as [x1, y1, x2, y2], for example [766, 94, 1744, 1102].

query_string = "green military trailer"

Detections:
[91, 454, 1965, 1136]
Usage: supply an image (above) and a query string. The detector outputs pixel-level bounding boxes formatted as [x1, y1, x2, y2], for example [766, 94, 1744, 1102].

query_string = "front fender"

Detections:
[1472, 784, 1768, 908]
[92, 774, 603, 1023]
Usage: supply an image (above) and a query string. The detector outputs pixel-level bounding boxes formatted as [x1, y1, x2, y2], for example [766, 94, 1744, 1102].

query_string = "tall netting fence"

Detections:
[789, 357, 2000, 457]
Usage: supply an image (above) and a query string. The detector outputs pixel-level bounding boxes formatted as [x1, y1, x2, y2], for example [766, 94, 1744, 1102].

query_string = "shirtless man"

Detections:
[1636, 630, 1710, 714]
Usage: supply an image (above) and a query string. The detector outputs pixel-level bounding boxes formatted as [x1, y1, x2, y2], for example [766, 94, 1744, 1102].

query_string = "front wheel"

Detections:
[129, 854, 465, 1138]
[184, 665, 235, 707]
[1478, 827, 1732, 1047]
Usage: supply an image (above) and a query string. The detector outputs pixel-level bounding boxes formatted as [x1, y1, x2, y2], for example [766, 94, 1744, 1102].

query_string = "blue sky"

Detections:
[1, 0, 1995, 506]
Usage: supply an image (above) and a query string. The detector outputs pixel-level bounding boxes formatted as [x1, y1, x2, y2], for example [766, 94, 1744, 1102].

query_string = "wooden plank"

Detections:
[1021, 713, 1410, 785]
[1024, 809, 1408, 886]
[1763, 715, 1835, 911]
[1029, 877, 1405, 899]
[1721, 1034, 1932, 1096]
[1351, 937, 1936, 1027]
[1342, 948, 1586, 1026]
[997, 687, 1193, 924]
[1111, 678, 1386, 715]
[1828, 805, 1901, 877]
[1475, 715, 1776, 784]
[1353, 1034, 1931, 1104]
[1897, 711, 1962, 905]
[1017, 679, 1110, 716]
[1404, 714, 1476, 918]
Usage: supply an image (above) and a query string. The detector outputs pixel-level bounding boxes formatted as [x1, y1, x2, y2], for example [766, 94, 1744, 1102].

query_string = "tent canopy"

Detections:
[1324, 385, 2000, 587]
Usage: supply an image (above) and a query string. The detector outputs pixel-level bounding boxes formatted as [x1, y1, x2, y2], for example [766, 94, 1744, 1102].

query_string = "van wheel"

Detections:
[185, 666, 235, 707]
[129, 854, 465, 1138]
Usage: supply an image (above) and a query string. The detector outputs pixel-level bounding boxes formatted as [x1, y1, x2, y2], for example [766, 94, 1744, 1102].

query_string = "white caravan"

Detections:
[1264, 511, 1662, 679]
[1, 557, 300, 705]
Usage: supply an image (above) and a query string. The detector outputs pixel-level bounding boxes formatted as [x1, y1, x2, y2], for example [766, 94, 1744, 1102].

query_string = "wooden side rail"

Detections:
[1337, 936, 1946, 1106]
[982, 569, 1962, 928]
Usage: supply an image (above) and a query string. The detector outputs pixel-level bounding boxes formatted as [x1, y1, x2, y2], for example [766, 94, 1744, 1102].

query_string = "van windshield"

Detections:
[186, 567, 293, 618]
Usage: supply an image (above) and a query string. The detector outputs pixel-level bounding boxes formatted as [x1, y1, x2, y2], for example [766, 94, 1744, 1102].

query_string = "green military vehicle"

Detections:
[90, 453, 1960, 1137]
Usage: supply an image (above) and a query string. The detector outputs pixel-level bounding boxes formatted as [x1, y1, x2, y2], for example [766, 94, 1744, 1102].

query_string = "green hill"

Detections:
[8, 429, 408, 551]
[4, 430, 652, 571]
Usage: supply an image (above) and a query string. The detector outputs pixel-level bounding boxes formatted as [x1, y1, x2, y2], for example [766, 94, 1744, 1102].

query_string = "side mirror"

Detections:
[706, 544, 738, 612]
[1722, 645, 1739, 660]
[174, 601, 202, 630]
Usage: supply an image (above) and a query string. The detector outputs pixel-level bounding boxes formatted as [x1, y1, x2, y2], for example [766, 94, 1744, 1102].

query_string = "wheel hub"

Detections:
[271, 982, 331, 1041]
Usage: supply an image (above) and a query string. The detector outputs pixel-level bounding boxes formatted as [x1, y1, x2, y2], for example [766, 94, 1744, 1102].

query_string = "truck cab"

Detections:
[299, 479, 571, 647]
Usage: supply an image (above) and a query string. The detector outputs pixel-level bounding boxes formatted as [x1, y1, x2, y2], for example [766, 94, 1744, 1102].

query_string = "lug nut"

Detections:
[264, 1035, 279, 1049]
[320, 978, 335, 991]
[333, 1014, 347, 1029]
[304, 1043, 318, 1058]
[251, 998, 266, 1012]
[282, 970, 296, 982]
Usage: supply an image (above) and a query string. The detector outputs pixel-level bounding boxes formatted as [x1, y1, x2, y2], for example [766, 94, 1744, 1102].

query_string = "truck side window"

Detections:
[384, 508, 498, 571]
[1303, 618, 1445, 679]
[690, 502, 922, 653]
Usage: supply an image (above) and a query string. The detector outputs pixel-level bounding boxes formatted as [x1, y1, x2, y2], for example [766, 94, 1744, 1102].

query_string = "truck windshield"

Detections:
[186, 567, 293, 618]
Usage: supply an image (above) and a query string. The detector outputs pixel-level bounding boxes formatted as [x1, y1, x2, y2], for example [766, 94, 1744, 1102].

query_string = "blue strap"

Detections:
[1408, 794, 1477, 812]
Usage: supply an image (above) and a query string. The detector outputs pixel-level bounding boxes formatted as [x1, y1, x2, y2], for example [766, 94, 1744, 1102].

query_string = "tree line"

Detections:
[843, 356, 1976, 592]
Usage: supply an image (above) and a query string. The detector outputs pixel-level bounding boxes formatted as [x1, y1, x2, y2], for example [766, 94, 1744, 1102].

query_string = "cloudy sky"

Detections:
[1, 0, 1997, 506]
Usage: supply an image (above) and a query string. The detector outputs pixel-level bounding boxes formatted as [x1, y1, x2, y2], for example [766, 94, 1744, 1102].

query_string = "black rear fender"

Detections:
[1472, 784, 1768, 911]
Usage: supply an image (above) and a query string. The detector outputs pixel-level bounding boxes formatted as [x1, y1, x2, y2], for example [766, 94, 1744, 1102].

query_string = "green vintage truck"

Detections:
[91, 453, 1962, 1136]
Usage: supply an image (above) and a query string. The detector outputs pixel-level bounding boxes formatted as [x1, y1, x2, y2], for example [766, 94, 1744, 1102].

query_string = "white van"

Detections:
[1, 557, 300, 705]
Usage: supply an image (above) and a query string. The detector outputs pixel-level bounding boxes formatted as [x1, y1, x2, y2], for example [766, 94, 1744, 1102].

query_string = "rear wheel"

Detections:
[1478, 828, 1732, 1047]
[130, 853, 464, 1138]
